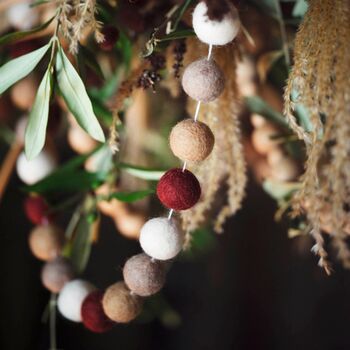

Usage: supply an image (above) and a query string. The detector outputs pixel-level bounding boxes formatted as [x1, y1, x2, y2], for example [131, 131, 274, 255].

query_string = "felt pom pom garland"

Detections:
[24, 0, 240, 335]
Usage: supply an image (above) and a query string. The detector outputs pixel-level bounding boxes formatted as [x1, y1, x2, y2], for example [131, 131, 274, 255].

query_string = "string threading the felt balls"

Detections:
[168, 44, 213, 221]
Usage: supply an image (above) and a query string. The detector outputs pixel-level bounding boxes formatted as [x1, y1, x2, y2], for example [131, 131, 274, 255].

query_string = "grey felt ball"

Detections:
[182, 58, 225, 103]
[123, 253, 167, 297]
[41, 256, 75, 293]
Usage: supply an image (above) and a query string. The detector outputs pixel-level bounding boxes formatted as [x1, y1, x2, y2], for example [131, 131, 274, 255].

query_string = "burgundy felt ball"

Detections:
[24, 196, 52, 225]
[81, 290, 115, 333]
[157, 168, 201, 210]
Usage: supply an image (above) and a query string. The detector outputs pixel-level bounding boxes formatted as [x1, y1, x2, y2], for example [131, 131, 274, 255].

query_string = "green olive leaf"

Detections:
[25, 69, 52, 160]
[55, 46, 105, 143]
[0, 42, 51, 95]
[119, 162, 166, 180]
[0, 15, 55, 46]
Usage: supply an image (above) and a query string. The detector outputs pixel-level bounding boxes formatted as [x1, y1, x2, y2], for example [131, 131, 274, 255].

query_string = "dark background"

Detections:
[1, 166, 350, 350]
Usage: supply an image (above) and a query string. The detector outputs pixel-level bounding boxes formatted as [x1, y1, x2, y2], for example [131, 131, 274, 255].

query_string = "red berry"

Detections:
[157, 168, 201, 210]
[24, 196, 52, 225]
[81, 290, 115, 333]
[100, 26, 119, 51]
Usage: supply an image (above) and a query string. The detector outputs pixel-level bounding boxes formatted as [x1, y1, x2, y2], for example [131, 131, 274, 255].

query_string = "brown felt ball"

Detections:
[182, 58, 225, 103]
[102, 282, 143, 323]
[169, 119, 214, 162]
[123, 253, 166, 296]
[28, 224, 64, 261]
[41, 256, 75, 293]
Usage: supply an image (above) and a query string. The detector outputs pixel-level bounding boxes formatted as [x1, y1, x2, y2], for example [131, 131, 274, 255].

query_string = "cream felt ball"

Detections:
[169, 119, 214, 162]
[139, 217, 184, 261]
[192, 1, 240, 46]
[16, 150, 57, 185]
[41, 257, 75, 293]
[102, 282, 143, 323]
[7, 2, 39, 31]
[123, 253, 167, 296]
[57, 279, 96, 322]
[182, 58, 225, 103]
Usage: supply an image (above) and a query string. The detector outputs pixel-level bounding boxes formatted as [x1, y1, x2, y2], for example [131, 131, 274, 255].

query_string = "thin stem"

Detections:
[274, 0, 291, 67]
[49, 293, 57, 350]
[207, 44, 213, 60]
[193, 101, 202, 122]
[167, 209, 174, 220]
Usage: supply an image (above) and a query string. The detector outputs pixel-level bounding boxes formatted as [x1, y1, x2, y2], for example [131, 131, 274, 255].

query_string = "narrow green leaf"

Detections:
[158, 29, 195, 42]
[23, 170, 106, 194]
[172, 0, 194, 31]
[245, 96, 289, 128]
[69, 214, 94, 273]
[55, 46, 105, 143]
[25, 69, 52, 159]
[0, 16, 55, 46]
[0, 43, 51, 94]
[78, 44, 104, 80]
[119, 163, 166, 180]
[103, 189, 155, 203]
[293, 0, 308, 17]
[263, 179, 301, 200]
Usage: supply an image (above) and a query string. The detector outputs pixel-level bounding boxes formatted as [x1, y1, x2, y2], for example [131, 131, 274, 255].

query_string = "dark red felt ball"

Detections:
[81, 290, 115, 333]
[24, 196, 52, 225]
[156, 168, 201, 210]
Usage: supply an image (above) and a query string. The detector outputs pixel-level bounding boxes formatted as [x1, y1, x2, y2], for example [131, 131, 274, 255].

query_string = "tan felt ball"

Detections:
[102, 282, 143, 323]
[11, 76, 37, 111]
[169, 119, 214, 162]
[28, 224, 64, 261]
[123, 253, 166, 297]
[41, 256, 75, 293]
[182, 58, 225, 103]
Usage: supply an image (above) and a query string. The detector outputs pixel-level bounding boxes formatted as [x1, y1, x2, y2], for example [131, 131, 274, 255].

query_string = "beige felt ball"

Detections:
[123, 253, 166, 296]
[251, 124, 279, 156]
[41, 256, 75, 293]
[182, 58, 225, 103]
[250, 114, 267, 129]
[10, 76, 37, 111]
[169, 119, 214, 162]
[266, 148, 284, 166]
[115, 211, 146, 240]
[102, 282, 143, 323]
[270, 157, 299, 182]
[28, 224, 64, 261]
[67, 126, 97, 154]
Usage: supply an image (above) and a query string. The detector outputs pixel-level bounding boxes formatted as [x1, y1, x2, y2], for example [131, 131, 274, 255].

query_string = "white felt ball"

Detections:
[192, 1, 240, 46]
[16, 150, 57, 185]
[139, 217, 184, 261]
[57, 279, 96, 322]
[7, 2, 39, 31]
